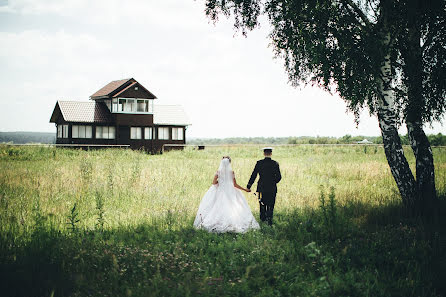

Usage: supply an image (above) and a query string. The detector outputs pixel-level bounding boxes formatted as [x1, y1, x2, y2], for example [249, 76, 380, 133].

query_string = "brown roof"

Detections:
[113, 81, 138, 97]
[50, 101, 113, 123]
[90, 78, 132, 99]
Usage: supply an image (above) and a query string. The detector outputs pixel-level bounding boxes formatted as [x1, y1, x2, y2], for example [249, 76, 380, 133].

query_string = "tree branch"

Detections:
[340, 0, 372, 28]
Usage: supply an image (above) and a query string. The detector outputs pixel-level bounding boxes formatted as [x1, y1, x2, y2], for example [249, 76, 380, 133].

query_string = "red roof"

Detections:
[90, 78, 157, 99]
[50, 101, 112, 123]
[113, 81, 138, 97]
[90, 78, 132, 99]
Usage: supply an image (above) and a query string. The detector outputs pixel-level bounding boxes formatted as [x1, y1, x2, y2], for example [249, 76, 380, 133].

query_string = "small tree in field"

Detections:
[203, 0, 445, 214]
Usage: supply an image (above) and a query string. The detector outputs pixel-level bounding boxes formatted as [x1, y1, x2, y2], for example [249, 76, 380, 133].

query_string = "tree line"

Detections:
[2, 131, 444, 146]
[188, 133, 446, 146]
[0, 132, 56, 144]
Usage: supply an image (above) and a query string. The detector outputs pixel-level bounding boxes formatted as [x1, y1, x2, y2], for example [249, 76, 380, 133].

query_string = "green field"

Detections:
[1, 145, 445, 296]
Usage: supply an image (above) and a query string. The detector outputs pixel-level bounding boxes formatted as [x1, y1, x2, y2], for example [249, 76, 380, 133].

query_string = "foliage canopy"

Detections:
[205, 0, 446, 124]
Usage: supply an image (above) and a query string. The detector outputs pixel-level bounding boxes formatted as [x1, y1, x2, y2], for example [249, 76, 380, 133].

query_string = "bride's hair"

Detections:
[222, 155, 231, 163]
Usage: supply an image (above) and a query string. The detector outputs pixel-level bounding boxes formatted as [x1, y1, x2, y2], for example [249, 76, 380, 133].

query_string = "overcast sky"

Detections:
[0, 0, 444, 138]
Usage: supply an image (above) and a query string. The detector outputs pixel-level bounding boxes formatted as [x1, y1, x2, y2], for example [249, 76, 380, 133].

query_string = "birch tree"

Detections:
[203, 0, 445, 213]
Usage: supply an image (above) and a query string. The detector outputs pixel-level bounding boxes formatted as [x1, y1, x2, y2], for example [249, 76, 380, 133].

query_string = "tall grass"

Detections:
[0, 144, 445, 296]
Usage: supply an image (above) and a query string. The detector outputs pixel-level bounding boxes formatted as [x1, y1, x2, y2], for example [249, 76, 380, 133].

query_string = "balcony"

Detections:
[108, 98, 154, 114]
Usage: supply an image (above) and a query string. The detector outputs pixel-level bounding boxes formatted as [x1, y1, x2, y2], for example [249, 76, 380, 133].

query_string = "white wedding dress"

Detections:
[193, 158, 260, 233]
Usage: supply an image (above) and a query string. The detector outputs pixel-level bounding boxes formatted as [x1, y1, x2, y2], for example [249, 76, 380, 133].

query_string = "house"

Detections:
[49, 78, 191, 152]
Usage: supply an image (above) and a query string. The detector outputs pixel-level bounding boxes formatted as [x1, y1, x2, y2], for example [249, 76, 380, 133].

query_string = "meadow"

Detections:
[0, 144, 445, 296]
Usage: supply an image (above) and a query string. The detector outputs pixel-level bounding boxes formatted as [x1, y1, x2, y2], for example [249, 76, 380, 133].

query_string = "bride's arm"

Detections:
[233, 172, 250, 192]
[212, 173, 218, 185]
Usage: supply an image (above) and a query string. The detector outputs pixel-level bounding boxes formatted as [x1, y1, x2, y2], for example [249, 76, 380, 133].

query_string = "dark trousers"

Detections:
[259, 192, 276, 225]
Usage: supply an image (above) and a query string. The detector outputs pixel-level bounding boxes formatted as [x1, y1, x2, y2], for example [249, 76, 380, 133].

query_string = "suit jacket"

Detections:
[247, 157, 281, 193]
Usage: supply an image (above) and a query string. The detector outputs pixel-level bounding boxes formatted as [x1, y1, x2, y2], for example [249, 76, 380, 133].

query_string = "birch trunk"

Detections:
[376, 18, 418, 208]
[406, 121, 437, 211]
[404, 10, 437, 212]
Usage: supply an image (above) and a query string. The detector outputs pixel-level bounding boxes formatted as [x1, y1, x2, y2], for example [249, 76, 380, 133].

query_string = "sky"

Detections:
[0, 0, 444, 139]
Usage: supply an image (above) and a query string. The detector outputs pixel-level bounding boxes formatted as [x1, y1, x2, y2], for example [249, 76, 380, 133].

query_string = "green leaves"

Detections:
[204, 0, 446, 125]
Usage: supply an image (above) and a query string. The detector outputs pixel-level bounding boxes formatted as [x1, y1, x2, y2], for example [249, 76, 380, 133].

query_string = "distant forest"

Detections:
[188, 134, 446, 146]
[1, 131, 445, 146]
[0, 132, 56, 144]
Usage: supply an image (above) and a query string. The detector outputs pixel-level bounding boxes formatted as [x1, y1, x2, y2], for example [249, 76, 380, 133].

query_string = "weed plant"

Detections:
[0, 144, 445, 296]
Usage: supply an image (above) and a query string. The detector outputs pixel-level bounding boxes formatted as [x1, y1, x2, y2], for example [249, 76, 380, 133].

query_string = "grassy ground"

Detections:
[0, 144, 445, 296]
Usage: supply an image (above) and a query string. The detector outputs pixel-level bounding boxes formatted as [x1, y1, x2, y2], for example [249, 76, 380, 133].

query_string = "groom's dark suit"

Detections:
[247, 157, 281, 225]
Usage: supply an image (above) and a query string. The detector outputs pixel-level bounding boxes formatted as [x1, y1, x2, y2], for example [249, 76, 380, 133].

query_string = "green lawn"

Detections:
[0, 145, 445, 296]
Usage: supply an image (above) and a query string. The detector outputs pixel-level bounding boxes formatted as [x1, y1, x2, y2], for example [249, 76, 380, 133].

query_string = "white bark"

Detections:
[407, 120, 437, 207]
[376, 31, 417, 207]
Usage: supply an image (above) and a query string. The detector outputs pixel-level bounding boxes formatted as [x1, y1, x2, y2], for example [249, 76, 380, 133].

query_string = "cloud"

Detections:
[0, 29, 113, 131]
[0, 30, 108, 70]
[0, 1, 444, 136]
[0, 0, 208, 28]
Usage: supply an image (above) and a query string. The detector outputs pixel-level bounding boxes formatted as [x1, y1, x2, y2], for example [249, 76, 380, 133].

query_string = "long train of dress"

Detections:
[193, 179, 260, 233]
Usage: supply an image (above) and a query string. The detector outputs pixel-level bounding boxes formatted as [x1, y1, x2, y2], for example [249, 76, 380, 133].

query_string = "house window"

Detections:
[63, 125, 69, 138]
[158, 127, 169, 140]
[172, 127, 184, 140]
[119, 98, 136, 112]
[124, 99, 131, 112]
[137, 100, 146, 112]
[144, 127, 153, 140]
[72, 125, 92, 138]
[58, 124, 69, 138]
[130, 127, 142, 139]
[128, 99, 136, 112]
[112, 98, 118, 112]
[96, 126, 115, 139]
[118, 99, 125, 112]
[113, 98, 153, 114]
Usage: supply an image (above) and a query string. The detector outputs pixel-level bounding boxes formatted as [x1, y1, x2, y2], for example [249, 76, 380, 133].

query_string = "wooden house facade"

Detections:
[49, 78, 191, 152]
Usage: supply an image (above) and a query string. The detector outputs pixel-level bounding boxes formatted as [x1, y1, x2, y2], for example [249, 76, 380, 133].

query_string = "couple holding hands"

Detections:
[193, 147, 282, 233]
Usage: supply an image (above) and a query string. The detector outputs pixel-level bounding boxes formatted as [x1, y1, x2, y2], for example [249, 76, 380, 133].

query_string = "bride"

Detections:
[193, 156, 260, 233]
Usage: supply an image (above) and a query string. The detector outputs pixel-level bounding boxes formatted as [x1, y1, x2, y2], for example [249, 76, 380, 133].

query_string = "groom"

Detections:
[247, 147, 282, 225]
